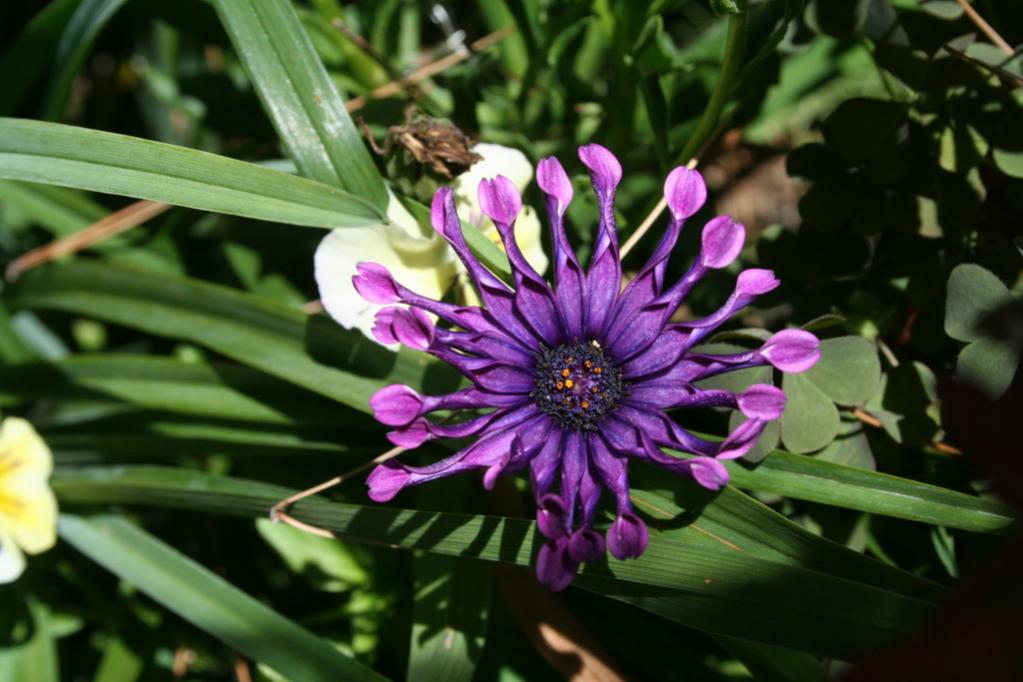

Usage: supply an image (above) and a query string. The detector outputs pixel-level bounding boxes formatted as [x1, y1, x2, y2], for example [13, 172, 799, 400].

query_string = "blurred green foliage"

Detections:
[0, 0, 1020, 679]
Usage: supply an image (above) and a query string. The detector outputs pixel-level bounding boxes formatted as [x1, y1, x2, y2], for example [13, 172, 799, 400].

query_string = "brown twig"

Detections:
[345, 26, 515, 112]
[954, 0, 1015, 56]
[619, 117, 733, 259]
[331, 18, 429, 103]
[269, 445, 406, 537]
[850, 407, 964, 456]
[5, 200, 171, 281]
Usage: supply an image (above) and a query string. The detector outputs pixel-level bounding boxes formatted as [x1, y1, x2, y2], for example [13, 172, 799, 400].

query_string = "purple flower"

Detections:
[355, 145, 820, 590]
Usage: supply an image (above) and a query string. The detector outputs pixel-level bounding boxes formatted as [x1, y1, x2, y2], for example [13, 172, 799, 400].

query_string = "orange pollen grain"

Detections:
[581, 401, 590, 409]
[593, 367, 602, 374]
[556, 381, 564, 390]
[564, 379, 574, 389]
[561, 368, 571, 378]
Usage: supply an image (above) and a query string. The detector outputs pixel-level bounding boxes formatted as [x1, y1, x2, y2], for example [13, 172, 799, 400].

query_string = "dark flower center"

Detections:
[530, 341, 626, 431]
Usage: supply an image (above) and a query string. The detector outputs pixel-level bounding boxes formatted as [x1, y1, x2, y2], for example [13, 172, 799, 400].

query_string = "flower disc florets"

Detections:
[350, 144, 822, 591]
[531, 341, 625, 431]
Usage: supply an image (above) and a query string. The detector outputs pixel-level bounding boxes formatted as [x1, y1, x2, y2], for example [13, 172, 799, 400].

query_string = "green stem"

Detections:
[678, 8, 747, 164]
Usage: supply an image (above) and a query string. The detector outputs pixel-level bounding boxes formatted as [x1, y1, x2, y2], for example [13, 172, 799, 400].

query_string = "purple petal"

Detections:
[559, 431, 587, 530]
[537, 493, 568, 539]
[737, 268, 780, 295]
[531, 430, 564, 497]
[686, 456, 730, 490]
[367, 460, 411, 501]
[585, 247, 622, 337]
[536, 538, 579, 592]
[607, 513, 648, 560]
[700, 215, 745, 269]
[760, 329, 821, 373]
[386, 418, 431, 448]
[663, 166, 707, 221]
[371, 307, 400, 345]
[578, 144, 622, 193]
[718, 417, 768, 460]
[537, 157, 573, 218]
[738, 384, 786, 420]
[589, 434, 632, 511]
[568, 528, 606, 563]
[370, 384, 424, 426]
[391, 307, 434, 350]
[478, 176, 523, 226]
[352, 262, 400, 304]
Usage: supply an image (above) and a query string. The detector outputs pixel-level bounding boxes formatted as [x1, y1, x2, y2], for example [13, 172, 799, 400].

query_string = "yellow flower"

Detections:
[315, 143, 546, 343]
[0, 418, 57, 583]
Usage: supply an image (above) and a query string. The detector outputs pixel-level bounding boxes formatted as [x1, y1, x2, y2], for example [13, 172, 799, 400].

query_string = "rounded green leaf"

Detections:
[945, 264, 1012, 343]
[802, 336, 881, 406]
[781, 372, 841, 454]
[956, 337, 1019, 400]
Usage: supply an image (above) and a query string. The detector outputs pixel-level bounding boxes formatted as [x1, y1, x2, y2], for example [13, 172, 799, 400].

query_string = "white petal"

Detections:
[0, 529, 26, 584]
[314, 192, 456, 342]
[453, 143, 534, 213]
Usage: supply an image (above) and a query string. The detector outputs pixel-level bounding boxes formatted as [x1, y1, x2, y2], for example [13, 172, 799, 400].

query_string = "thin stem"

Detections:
[5, 200, 171, 281]
[955, 0, 1014, 56]
[620, 10, 747, 260]
[345, 27, 515, 112]
[269, 444, 406, 536]
[676, 9, 747, 166]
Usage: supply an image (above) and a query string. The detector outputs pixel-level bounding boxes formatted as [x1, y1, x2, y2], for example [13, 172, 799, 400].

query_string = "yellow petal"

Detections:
[0, 418, 57, 555]
[0, 527, 26, 584]
[314, 191, 457, 342]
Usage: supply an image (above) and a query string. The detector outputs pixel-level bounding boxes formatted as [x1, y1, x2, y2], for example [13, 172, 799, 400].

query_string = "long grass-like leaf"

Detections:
[54, 466, 941, 658]
[0, 119, 384, 227]
[212, 0, 387, 209]
[59, 514, 385, 681]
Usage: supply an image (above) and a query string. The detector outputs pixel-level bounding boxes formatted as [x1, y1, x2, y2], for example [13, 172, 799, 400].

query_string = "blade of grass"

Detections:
[212, 0, 386, 208]
[42, 0, 130, 120]
[723, 450, 1014, 535]
[58, 514, 385, 681]
[53, 466, 942, 658]
[0, 118, 384, 228]
[4, 261, 460, 411]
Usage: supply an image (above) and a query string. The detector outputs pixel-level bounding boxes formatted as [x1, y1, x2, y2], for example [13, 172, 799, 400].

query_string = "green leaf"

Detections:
[803, 336, 881, 405]
[944, 264, 1013, 343]
[59, 514, 384, 681]
[713, 636, 826, 682]
[256, 518, 370, 592]
[92, 637, 143, 682]
[0, 600, 59, 682]
[42, 0, 130, 120]
[866, 362, 941, 447]
[53, 466, 941, 658]
[0, 118, 384, 228]
[212, 0, 387, 209]
[0, 0, 78, 115]
[821, 98, 905, 162]
[780, 372, 841, 453]
[724, 451, 1015, 534]
[0, 355, 346, 425]
[0, 180, 104, 237]
[956, 337, 1019, 400]
[812, 417, 875, 470]
[409, 554, 491, 682]
[5, 261, 457, 412]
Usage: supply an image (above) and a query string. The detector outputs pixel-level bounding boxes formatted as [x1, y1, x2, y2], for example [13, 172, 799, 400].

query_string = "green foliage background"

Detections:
[0, 0, 1020, 679]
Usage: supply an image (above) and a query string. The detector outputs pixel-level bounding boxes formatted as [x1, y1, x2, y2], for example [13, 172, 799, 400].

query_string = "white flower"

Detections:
[315, 143, 547, 343]
[0, 417, 57, 584]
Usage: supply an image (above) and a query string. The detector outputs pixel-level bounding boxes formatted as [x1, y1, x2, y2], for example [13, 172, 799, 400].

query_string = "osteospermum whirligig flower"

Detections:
[353, 145, 821, 590]
[0, 417, 57, 583]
